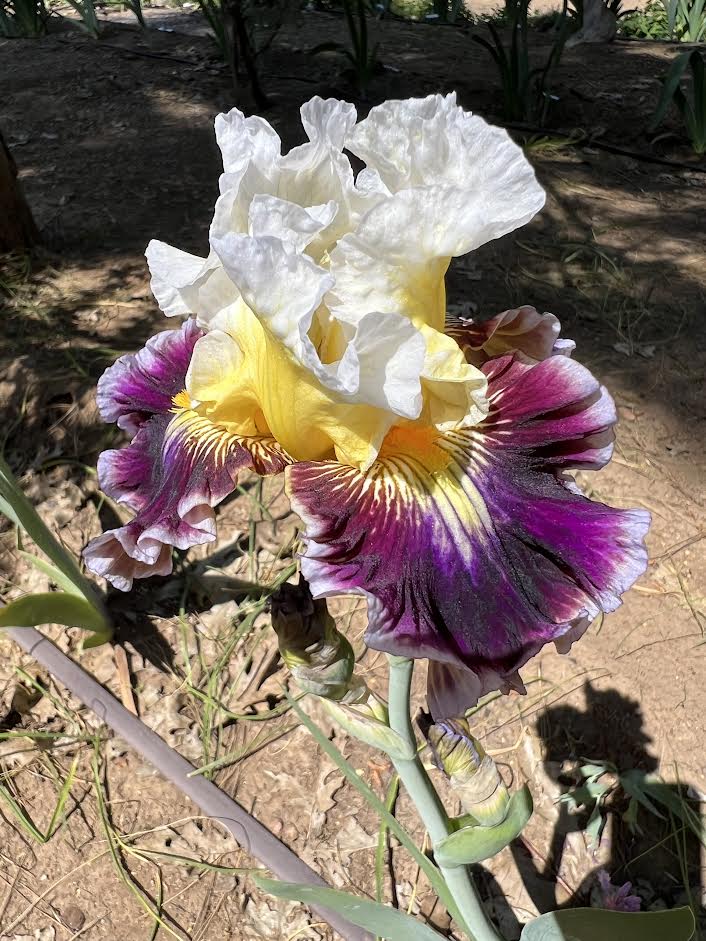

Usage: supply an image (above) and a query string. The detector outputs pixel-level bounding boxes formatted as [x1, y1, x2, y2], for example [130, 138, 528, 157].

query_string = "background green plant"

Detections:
[617, 0, 670, 37]
[311, 0, 380, 96]
[0, 0, 48, 36]
[473, 0, 570, 124]
[663, 0, 706, 39]
[649, 49, 706, 154]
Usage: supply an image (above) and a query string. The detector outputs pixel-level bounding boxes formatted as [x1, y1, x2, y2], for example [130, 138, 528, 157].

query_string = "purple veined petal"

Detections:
[426, 661, 529, 725]
[85, 407, 290, 591]
[288, 352, 650, 719]
[446, 306, 575, 367]
[96, 319, 204, 434]
[86, 320, 292, 591]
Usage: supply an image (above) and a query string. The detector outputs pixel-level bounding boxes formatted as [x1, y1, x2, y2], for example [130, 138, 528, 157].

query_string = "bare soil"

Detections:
[0, 10, 705, 941]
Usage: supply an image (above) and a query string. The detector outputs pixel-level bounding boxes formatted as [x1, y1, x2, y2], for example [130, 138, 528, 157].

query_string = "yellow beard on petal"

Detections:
[375, 424, 492, 556]
[379, 424, 451, 474]
[169, 392, 248, 465]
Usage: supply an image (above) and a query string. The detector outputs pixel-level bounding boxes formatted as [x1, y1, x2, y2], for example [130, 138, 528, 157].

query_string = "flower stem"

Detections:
[386, 655, 504, 941]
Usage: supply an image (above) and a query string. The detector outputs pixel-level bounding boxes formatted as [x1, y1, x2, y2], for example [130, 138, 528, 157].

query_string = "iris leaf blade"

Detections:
[254, 877, 446, 940]
[288, 696, 467, 930]
[519, 906, 695, 941]
[0, 592, 106, 633]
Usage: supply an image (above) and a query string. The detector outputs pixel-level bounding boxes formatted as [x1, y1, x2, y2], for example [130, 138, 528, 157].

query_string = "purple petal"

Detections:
[87, 413, 290, 591]
[288, 352, 649, 718]
[595, 870, 641, 912]
[96, 319, 203, 433]
[447, 306, 574, 366]
[83, 528, 174, 593]
[86, 322, 291, 590]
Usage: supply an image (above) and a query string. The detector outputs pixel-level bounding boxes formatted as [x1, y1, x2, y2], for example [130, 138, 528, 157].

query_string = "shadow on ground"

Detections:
[498, 683, 706, 938]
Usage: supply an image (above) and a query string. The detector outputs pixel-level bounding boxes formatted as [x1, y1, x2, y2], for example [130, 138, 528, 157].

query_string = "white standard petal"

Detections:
[346, 95, 545, 260]
[146, 240, 212, 317]
[211, 232, 333, 356]
[211, 98, 358, 260]
[329, 178, 544, 335]
[298, 96, 357, 152]
[211, 109, 283, 240]
[215, 107, 281, 175]
[330, 100, 545, 337]
[346, 93, 460, 191]
[247, 193, 338, 254]
[146, 240, 241, 325]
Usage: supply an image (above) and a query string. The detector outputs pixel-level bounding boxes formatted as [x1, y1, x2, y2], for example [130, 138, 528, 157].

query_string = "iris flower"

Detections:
[84, 94, 649, 717]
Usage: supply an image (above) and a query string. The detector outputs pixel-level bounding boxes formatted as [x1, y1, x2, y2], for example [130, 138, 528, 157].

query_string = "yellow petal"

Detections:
[186, 303, 392, 469]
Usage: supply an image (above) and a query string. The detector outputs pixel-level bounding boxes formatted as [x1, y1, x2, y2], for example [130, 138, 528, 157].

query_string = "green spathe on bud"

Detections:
[323, 690, 416, 761]
[270, 577, 355, 701]
[428, 717, 510, 827]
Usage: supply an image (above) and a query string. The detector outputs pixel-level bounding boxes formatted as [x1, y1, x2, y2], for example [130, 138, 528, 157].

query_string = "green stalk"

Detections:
[386, 656, 504, 941]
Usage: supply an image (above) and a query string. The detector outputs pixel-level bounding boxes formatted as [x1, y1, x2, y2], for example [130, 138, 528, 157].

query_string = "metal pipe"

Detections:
[6, 626, 372, 941]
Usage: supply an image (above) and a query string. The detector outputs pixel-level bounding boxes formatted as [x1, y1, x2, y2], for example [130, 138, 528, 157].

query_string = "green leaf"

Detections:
[620, 771, 706, 849]
[0, 494, 21, 527]
[375, 773, 399, 916]
[559, 781, 610, 808]
[579, 761, 615, 781]
[287, 696, 467, 931]
[622, 795, 640, 830]
[584, 802, 605, 847]
[253, 877, 446, 940]
[0, 456, 104, 608]
[448, 812, 480, 831]
[648, 51, 693, 132]
[619, 773, 666, 820]
[0, 592, 106, 633]
[322, 699, 415, 761]
[433, 785, 533, 868]
[520, 907, 695, 941]
[18, 551, 85, 596]
[0, 456, 110, 640]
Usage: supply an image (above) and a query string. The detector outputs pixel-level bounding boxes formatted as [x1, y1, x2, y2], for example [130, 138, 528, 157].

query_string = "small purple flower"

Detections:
[596, 869, 641, 912]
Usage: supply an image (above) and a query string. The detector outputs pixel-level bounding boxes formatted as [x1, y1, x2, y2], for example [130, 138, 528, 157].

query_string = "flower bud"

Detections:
[428, 718, 509, 827]
[270, 578, 355, 701]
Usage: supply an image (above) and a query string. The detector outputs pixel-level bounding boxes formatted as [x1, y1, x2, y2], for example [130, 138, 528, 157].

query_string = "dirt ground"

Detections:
[1, 8, 705, 941]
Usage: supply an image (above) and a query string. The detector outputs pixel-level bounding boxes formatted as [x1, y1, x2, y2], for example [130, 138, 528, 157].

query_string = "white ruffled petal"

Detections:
[215, 107, 281, 175]
[247, 194, 338, 254]
[211, 233, 333, 356]
[145, 240, 210, 317]
[346, 93, 459, 191]
[146, 240, 242, 324]
[309, 310, 425, 419]
[329, 177, 544, 335]
[298, 96, 357, 151]
[211, 232, 426, 421]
